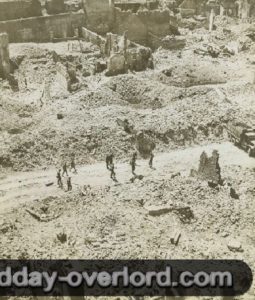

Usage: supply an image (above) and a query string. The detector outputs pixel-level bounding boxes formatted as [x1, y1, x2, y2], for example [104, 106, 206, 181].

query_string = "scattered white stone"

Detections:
[170, 232, 181, 245]
[227, 239, 243, 252]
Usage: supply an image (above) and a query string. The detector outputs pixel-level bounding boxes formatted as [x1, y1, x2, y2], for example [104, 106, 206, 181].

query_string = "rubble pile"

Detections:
[1, 2, 255, 299]
[0, 76, 235, 171]
[0, 16, 253, 171]
[0, 166, 254, 269]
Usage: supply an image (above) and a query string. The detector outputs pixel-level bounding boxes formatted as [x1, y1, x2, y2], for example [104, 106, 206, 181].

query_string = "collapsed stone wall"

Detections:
[81, 27, 152, 75]
[0, 0, 42, 21]
[0, 33, 10, 79]
[81, 27, 106, 54]
[125, 43, 152, 72]
[106, 43, 152, 75]
[0, 12, 85, 43]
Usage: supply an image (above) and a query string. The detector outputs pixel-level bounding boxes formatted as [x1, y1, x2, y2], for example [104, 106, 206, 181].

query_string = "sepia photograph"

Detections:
[0, 0, 254, 299]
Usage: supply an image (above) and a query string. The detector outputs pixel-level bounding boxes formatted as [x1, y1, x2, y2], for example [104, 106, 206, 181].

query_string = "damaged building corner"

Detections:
[197, 150, 222, 184]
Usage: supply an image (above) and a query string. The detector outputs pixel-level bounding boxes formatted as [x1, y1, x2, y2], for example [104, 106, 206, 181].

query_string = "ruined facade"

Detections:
[0, 33, 10, 79]
[81, 27, 106, 54]
[0, 0, 42, 21]
[114, 8, 175, 48]
[0, 0, 253, 49]
[82, 0, 178, 47]
[0, 0, 178, 47]
[83, 0, 115, 34]
[197, 150, 222, 184]
[0, 12, 85, 43]
[0, 0, 85, 43]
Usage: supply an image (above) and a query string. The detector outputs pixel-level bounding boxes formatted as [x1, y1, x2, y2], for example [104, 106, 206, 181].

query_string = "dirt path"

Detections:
[0, 142, 254, 213]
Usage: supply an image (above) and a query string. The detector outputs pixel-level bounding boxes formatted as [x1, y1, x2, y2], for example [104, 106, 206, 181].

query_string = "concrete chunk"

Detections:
[146, 205, 173, 216]
[170, 232, 181, 245]
[227, 239, 243, 252]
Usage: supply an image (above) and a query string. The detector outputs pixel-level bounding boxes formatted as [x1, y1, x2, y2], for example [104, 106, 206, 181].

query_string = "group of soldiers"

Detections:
[56, 151, 154, 190]
[106, 151, 154, 183]
[56, 156, 77, 191]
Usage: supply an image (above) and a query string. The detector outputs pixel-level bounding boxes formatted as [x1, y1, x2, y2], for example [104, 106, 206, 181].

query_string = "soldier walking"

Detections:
[70, 156, 77, 173]
[62, 162, 68, 177]
[106, 154, 114, 170]
[149, 152, 154, 169]
[56, 169, 63, 188]
[130, 152, 137, 175]
[67, 176, 72, 191]
[109, 163, 117, 182]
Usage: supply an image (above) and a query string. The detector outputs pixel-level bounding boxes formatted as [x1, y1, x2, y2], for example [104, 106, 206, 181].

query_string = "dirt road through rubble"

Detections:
[0, 142, 254, 213]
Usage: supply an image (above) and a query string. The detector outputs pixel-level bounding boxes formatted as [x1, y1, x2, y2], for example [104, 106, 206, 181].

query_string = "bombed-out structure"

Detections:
[1, 0, 255, 79]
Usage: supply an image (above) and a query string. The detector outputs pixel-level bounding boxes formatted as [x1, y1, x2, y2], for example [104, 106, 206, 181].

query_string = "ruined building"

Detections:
[221, 0, 252, 18]
[81, 27, 153, 75]
[0, 12, 85, 42]
[83, 0, 115, 34]
[0, 0, 86, 42]
[0, 0, 178, 47]
[197, 150, 222, 184]
[83, 0, 178, 48]
[114, 8, 175, 48]
[177, 0, 255, 18]
[0, 0, 85, 43]
[0, 33, 10, 79]
[0, 0, 42, 21]
[45, 0, 66, 15]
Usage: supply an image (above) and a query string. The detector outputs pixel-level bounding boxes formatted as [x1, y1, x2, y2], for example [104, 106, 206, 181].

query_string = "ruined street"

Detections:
[0, 142, 255, 213]
[1, 0, 255, 299]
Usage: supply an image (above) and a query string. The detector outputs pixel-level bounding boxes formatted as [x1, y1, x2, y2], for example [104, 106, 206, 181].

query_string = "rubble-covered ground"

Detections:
[0, 16, 255, 300]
